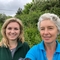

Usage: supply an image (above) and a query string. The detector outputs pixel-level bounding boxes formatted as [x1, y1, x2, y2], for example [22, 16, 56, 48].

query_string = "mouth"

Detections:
[44, 38, 50, 40]
[9, 34, 16, 36]
[43, 36, 51, 40]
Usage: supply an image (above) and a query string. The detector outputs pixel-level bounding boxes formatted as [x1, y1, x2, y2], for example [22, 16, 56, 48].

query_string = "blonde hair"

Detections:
[0, 18, 24, 47]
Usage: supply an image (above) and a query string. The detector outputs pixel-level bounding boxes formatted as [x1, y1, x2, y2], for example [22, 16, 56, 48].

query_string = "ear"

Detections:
[57, 30, 59, 35]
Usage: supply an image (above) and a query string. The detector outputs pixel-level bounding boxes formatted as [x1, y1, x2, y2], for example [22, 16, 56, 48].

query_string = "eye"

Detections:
[14, 28, 19, 30]
[49, 28, 53, 29]
[48, 27, 53, 30]
[40, 28, 45, 30]
[7, 27, 12, 30]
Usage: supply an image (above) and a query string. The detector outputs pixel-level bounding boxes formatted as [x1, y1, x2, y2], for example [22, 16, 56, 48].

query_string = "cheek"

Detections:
[4, 30, 7, 38]
[5, 30, 9, 34]
[5, 30, 8, 35]
[52, 30, 58, 35]
[40, 31, 43, 36]
[17, 30, 20, 35]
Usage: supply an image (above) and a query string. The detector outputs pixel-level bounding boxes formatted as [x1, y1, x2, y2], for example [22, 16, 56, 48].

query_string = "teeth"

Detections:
[10, 35, 15, 36]
[44, 36, 50, 38]
[10, 34, 15, 36]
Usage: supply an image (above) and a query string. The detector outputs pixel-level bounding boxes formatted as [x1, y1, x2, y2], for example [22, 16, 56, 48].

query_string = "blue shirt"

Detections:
[25, 41, 60, 60]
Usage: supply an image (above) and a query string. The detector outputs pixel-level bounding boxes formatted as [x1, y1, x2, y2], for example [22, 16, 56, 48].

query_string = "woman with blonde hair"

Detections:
[0, 18, 30, 60]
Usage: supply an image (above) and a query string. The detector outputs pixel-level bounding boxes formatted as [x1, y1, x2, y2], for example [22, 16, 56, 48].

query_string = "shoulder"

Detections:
[0, 47, 1, 51]
[0, 46, 3, 50]
[28, 44, 39, 52]
[23, 42, 29, 47]
[25, 41, 44, 54]
[25, 44, 40, 60]
[25, 42, 44, 60]
[25, 43, 40, 55]
[23, 42, 30, 49]
[56, 41, 60, 52]
[0, 46, 7, 52]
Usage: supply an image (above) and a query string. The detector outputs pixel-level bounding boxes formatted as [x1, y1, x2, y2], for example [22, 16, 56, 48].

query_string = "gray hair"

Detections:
[38, 13, 60, 34]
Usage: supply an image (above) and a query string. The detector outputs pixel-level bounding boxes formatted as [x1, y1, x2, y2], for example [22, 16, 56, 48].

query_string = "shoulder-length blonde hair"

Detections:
[0, 18, 24, 47]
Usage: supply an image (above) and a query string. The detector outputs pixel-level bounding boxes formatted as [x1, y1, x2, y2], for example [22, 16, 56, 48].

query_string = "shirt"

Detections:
[25, 41, 60, 60]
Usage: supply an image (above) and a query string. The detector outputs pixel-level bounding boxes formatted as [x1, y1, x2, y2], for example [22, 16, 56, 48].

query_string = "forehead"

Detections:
[7, 22, 20, 27]
[40, 20, 56, 27]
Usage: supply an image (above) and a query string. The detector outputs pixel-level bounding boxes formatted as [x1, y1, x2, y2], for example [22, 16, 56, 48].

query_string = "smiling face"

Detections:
[40, 20, 58, 44]
[6, 22, 20, 41]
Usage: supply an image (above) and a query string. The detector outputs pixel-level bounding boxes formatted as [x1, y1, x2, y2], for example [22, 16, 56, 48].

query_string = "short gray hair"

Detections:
[38, 13, 60, 34]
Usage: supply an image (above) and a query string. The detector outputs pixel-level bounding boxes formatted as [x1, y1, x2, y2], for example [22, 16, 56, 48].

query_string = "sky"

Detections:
[0, 0, 32, 16]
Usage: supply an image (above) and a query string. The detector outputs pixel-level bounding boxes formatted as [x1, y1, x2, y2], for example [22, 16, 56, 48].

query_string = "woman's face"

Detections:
[40, 20, 58, 44]
[6, 22, 20, 41]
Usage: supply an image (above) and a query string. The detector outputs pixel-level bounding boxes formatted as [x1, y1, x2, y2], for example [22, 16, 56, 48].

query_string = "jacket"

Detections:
[0, 41, 30, 60]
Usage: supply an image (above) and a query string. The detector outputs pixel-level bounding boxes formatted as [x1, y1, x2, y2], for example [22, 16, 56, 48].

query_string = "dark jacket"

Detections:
[0, 41, 30, 60]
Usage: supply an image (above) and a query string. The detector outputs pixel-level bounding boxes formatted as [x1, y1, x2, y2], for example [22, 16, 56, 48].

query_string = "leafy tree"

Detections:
[16, 8, 22, 15]
[23, 3, 32, 14]
[15, 0, 60, 47]
[0, 14, 7, 23]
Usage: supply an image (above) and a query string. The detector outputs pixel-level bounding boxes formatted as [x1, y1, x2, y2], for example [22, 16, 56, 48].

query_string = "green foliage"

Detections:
[15, 0, 60, 47]
[23, 3, 33, 14]
[0, 14, 7, 23]
[16, 8, 22, 15]
[24, 27, 41, 47]
[0, 14, 12, 23]
[0, 23, 2, 41]
[50, 7, 60, 16]
[16, 10, 44, 47]
[57, 34, 60, 42]
[0, 0, 60, 47]
[0, 14, 12, 41]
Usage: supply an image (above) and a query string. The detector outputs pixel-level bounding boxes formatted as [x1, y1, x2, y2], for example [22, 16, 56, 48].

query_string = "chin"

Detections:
[45, 41, 53, 44]
[9, 39, 16, 41]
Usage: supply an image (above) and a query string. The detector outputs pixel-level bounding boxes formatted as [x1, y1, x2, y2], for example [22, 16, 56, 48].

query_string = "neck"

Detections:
[45, 41, 56, 60]
[45, 41, 56, 51]
[9, 40, 18, 50]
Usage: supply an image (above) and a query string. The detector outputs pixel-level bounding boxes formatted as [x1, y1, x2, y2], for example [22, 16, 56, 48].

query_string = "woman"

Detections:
[25, 13, 60, 60]
[0, 18, 30, 60]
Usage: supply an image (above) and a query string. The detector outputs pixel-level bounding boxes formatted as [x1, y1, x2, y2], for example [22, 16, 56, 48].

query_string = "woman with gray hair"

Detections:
[25, 13, 60, 60]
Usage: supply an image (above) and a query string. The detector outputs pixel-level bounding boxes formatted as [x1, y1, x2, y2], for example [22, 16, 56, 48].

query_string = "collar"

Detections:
[16, 40, 23, 50]
[55, 41, 60, 53]
[38, 40, 60, 53]
[38, 41, 45, 51]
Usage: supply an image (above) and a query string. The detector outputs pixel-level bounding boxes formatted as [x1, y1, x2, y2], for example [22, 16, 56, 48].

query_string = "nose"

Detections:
[44, 29, 49, 34]
[11, 29, 15, 33]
